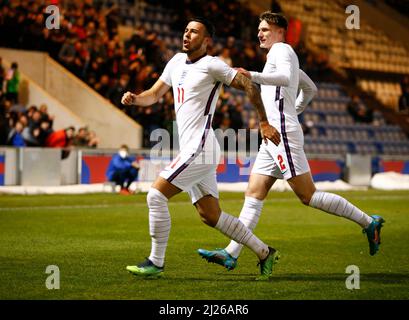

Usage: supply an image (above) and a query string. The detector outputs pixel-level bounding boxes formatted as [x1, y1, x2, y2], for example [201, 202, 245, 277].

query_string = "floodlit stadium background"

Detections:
[0, 0, 408, 300]
[0, 0, 408, 190]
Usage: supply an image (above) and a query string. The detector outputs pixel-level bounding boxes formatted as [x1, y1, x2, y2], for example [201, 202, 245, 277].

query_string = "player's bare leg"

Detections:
[286, 172, 316, 205]
[245, 174, 277, 201]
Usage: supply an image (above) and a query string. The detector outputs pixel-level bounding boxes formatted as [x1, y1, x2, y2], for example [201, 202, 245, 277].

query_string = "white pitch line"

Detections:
[0, 204, 113, 211]
[0, 198, 297, 211]
[0, 194, 407, 212]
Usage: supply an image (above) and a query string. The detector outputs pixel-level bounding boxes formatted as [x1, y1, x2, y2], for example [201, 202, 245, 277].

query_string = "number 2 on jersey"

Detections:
[177, 87, 185, 104]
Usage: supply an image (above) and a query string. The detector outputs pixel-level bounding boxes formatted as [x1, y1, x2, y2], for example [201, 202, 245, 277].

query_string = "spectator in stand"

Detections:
[58, 36, 77, 71]
[18, 114, 29, 128]
[25, 105, 37, 120]
[347, 94, 374, 123]
[22, 125, 40, 146]
[117, 57, 130, 76]
[87, 58, 104, 85]
[108, 74, 130, 110]
[5, 62, 20, 103]
[225, 36, 240, 66]
[45, 126, 76, 159]
[45, 126, 75, 148]
[47, 28, 67, 60]
[8, 121, 26, 147]
[74, 127, 99, 148]
[72, 39, 91, 79]
[72, 16, 87, 41]
[39, 104, 54, 128]
[73, 126, 100, 148]
[218, 48, 232, 67]
[37, 120, 52, 146]
[22, 106, 52, 147]
[105, 39, 123, 78]
[106, 144, 140, 195]
[27, 13, 46, 51]
[28, 109, 42, 131]
[242, 41, 258, 69]
[95, 74, 111, 98]
[87, 130, 100, 148]
[73, 127, 89, 147]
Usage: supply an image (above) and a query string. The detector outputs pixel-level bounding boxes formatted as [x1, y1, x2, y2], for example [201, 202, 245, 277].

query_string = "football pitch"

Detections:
[0, 190, 408, 300]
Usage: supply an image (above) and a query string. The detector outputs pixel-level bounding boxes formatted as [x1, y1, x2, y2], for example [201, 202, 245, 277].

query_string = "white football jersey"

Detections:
[254, 42, 300, 133]
[160, 53, 237, 152]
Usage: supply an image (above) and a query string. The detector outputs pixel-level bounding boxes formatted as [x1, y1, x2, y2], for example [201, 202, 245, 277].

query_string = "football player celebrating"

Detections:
[198, 12, 385, 272]
[122, 17, 281, 280]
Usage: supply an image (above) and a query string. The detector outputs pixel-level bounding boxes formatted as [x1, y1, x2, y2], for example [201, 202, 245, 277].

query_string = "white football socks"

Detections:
[225, 196, 264, 258]
[215, 211, 269, 260]
[309, 191, 373, 228]
[147, 188, 171, 268]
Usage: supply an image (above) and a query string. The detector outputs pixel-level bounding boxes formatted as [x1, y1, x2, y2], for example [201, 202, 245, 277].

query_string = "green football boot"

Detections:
[255, 247, 280, 281]
[126, 258, 164, 278]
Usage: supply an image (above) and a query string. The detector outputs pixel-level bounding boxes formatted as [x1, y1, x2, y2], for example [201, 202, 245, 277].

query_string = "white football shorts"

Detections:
[160, 140, 221, 204]
[251, 128, 310, 180]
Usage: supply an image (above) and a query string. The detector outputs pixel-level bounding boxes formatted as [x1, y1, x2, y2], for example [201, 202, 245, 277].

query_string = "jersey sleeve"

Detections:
[250, 43, 292, 86]
[295, 69, 318, 114]
[208, 57, 238, 85]
[159, 53, 182, 86]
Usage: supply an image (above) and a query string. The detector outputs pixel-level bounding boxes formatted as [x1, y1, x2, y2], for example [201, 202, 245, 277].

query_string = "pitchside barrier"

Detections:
[0, 147, 409, 188]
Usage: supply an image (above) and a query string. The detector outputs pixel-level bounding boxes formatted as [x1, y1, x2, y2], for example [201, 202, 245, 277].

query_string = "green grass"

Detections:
[0, 190, 408, 300]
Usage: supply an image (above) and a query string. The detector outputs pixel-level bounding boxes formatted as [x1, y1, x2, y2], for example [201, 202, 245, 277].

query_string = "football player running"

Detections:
[122, 17, 281, 280]
[198, 12, 385, 272]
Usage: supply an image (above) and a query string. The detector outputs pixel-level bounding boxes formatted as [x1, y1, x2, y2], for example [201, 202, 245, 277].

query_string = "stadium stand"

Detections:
[276, 0, 409, 110]
[0, 82, 99, 149]
[0, 0, 408, 157]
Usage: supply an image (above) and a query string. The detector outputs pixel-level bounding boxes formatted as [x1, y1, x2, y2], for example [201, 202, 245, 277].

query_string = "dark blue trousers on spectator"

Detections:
[110, 168, 139, 189]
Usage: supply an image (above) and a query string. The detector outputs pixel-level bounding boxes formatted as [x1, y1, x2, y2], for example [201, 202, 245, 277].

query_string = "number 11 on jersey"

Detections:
[177, 87, 185, 104]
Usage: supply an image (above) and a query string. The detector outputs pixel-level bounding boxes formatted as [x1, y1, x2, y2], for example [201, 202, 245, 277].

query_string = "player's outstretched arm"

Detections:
[237, 45, 292, 87]
[121, 79, 171, 107]
[230, 72, 281, 146]
[236, 66, 290, 87]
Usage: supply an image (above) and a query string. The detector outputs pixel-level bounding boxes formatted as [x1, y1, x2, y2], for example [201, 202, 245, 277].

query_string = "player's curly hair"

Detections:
[259, 11, 288, 30]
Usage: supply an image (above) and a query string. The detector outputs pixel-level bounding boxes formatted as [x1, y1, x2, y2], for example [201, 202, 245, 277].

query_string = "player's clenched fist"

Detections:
[121, 91, 137, 105]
